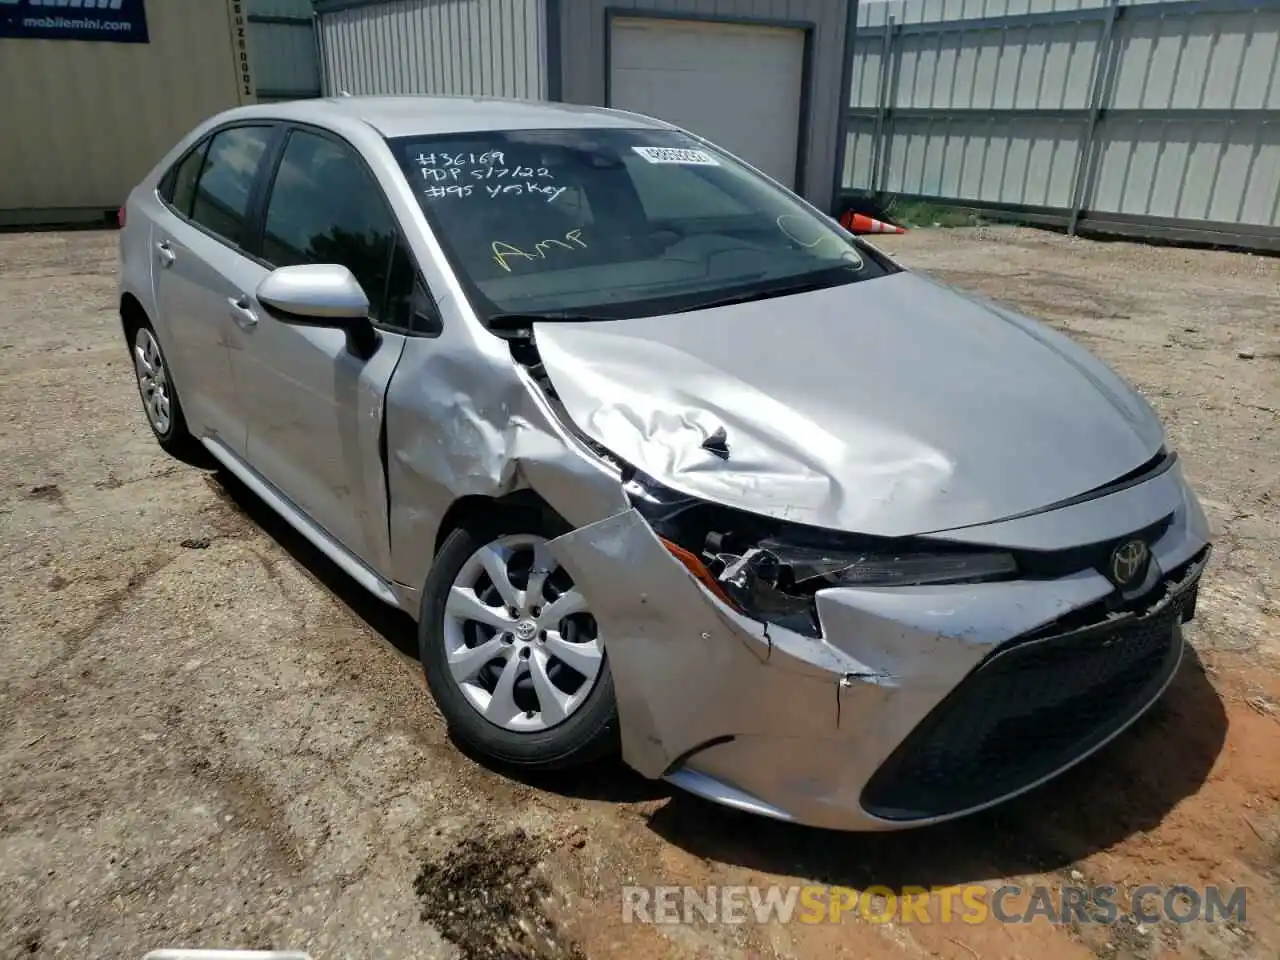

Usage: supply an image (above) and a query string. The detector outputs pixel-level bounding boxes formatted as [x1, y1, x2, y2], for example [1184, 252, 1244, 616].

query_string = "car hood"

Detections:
[531, 270, 1165, 538]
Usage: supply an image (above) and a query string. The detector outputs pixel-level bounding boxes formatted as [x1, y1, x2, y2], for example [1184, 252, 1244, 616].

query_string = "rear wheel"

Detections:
[130, 322, 199, 460]
[419, 517, 619, 770]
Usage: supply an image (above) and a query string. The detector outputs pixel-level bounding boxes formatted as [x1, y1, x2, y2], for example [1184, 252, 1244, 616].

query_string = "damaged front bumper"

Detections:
[545, 472, 1211, 831]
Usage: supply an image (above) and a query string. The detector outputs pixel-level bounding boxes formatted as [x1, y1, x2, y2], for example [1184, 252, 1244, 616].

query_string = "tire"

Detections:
[129, 320, 200, 461]
[419, 514, 620, 770]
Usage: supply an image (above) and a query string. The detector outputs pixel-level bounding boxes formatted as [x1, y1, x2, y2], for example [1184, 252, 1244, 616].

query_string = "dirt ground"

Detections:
[1, 225, 1276, 960]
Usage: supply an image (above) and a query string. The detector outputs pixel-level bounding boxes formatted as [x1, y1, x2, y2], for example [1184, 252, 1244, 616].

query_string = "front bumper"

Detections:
[546, 464, 1212, 831]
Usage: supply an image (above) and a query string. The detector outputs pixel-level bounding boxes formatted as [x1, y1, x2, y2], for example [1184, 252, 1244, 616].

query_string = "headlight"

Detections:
[712, 541, 1016, 637]
[624, 468, 1017, 638]
[733, 540, 1017, 588]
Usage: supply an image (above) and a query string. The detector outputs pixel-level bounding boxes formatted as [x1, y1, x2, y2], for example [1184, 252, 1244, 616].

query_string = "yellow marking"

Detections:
[533, 238, 575, 258]
[491, 241, 537, 273]
[491, 230, 589, 272]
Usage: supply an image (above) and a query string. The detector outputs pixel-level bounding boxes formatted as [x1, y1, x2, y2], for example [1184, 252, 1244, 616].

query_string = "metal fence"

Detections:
[249, 0, 322, 101]
[843, 0, 1280, 250]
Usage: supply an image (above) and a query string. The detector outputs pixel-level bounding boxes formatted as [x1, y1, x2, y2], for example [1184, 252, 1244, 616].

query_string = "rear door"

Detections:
[151, 123, 278, 455]
[234, 125, 427, 572]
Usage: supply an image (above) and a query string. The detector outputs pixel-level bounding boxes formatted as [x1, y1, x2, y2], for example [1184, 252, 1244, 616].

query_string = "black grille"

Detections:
[861, 596, 1185, 821]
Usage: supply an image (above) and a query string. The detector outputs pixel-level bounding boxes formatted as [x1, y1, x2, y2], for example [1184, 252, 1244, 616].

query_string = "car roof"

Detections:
[219, 95, 675, 139]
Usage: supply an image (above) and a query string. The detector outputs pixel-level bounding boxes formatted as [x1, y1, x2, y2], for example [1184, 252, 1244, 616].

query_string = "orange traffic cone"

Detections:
[839, 210, 907, 235]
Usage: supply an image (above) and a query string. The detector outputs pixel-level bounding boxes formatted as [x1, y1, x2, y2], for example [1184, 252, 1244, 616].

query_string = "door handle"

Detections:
[227, 295, 258, 329]
[156, 241, 176, 267]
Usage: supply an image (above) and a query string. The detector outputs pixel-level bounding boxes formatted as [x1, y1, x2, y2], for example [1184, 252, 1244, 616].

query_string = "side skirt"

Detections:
[200, 435, 403, 609]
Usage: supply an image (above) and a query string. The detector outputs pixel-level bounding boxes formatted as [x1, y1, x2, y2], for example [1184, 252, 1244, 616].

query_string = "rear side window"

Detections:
[162, 141, 209, 217]
[260, 129, 407, 327]
[189, 125, 274, 246]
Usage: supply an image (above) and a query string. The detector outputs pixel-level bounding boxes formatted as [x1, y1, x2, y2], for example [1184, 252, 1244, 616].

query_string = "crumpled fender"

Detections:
[547, 508, 875, 777]
[384, 329, 631, 595]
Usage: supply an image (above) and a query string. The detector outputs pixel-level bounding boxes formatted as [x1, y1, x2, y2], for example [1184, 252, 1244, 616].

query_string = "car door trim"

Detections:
[199, 434, 401, 608]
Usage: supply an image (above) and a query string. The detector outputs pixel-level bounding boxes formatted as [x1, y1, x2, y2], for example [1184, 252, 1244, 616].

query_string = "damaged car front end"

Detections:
[383, 114, 1212, 831]
[542, 461, 1208, 830]
[487, 301, 1211, 830]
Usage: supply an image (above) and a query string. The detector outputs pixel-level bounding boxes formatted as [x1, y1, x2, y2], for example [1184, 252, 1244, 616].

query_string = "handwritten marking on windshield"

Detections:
[484, 183, 567, 202]
[421, 166, 555, 182]
[424, 181, 566, 202]
[417, 150, 506, 167]
[776, 214, 863, 266]
[492, 229, 587, 272]
[420, 162, 562, 202]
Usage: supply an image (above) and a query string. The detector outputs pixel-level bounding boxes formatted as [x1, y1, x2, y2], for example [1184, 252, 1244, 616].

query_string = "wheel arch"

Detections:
[431, 488, 571, 562]
[119, 292, 149, 347]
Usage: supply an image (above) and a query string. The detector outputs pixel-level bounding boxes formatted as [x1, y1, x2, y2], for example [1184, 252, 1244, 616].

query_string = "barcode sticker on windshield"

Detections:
[631, 146, 720, 166]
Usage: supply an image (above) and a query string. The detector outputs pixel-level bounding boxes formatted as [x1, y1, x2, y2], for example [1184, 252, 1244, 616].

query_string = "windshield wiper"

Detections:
[487, 311, 616, 331]
[675, 268, 859, 313]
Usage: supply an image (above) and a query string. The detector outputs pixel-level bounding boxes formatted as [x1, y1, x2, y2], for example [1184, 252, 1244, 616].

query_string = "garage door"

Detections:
[608, 17, 806, 189]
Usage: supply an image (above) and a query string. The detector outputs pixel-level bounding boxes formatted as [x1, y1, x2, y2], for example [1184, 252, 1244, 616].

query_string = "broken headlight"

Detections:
[722, 540, 1018, 588]
[708, 540, 1017, 637]
[624, 469, 1017, 638]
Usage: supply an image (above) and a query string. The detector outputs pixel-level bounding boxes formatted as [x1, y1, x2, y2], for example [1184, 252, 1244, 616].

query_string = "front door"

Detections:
[234, 126, 417, 572]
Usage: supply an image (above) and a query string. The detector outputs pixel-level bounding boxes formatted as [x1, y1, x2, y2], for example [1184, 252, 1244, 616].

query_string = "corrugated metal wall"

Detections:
[556, 0, 854, 214]
[316, 0, 548, 99]
[845, 0, 1280, 249]
[0, 0, 254, 224]
[249, 0, 321, 101]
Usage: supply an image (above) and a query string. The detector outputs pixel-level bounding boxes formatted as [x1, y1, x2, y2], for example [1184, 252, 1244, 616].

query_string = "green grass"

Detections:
[886, 200, 986, 229]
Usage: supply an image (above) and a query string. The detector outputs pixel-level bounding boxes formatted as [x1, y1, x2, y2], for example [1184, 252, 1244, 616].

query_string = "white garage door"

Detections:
[608, 17, 806, 189]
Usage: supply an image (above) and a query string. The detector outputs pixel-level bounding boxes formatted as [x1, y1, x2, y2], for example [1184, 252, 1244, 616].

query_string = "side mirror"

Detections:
[256, 263, 379, 356]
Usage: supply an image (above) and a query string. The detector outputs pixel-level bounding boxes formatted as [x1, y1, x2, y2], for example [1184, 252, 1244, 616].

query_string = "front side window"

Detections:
[388, 128, 893, 324]
[261, 129, 409, 327]
[189, 125, 274, 246]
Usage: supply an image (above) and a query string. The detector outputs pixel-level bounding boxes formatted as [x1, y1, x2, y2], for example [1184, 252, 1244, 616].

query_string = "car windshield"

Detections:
[388, 127, 893, 323]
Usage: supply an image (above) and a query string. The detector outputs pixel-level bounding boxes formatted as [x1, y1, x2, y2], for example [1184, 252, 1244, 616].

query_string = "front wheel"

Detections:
[419, 517, 619, 770]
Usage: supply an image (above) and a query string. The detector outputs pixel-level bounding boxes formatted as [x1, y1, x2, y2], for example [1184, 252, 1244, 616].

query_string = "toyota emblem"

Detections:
[1109, 539, 1150, 588]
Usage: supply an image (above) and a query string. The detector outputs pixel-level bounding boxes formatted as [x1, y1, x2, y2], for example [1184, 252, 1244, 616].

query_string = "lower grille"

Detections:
[860, 595, 1186, 821]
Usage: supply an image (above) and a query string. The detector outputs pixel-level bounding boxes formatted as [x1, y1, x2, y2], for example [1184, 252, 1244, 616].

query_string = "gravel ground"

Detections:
[1, 226, 1277, 960]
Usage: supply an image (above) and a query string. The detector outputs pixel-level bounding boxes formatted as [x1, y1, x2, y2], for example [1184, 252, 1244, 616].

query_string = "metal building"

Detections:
[249, 0, 323, 101]
[0, 0, 259, 227]
[843, 0, 1279, 251]
[314, 0, 859, 213]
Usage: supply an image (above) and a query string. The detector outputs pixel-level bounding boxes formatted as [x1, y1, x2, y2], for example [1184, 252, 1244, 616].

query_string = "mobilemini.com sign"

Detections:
[0, 0, 149, 44]
[621, 884, 1249, 927]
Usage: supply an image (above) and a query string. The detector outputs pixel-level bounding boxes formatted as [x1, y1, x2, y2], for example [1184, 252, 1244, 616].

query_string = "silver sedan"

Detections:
[117, 96, 1211, 831]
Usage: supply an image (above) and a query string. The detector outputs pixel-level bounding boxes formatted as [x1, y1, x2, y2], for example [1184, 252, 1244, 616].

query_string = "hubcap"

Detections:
[133, 328, 172, 435]
[442, 533, 603, 732]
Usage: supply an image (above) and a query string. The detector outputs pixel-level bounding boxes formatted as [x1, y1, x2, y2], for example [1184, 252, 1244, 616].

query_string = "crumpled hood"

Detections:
[532, 270, 1165, 537]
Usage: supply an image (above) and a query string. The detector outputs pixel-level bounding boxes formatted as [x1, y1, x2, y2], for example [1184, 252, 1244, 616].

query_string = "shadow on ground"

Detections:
[209, 467, 1228, 884]
[208, 466, 669, 807]
[210, 467, 419, 659]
